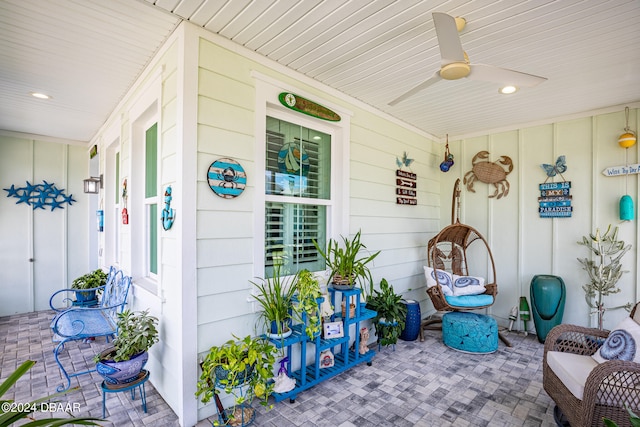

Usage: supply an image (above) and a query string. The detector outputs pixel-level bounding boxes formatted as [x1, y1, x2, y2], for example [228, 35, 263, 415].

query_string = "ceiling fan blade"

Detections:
[388, 72, 442, 106]
[433, 12, 466, 65]
[468, 63, 547, 87]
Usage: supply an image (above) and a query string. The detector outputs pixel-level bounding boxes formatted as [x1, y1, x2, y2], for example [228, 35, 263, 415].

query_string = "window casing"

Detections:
[144, 123, 158, 277]
[264, 115, 332, 277]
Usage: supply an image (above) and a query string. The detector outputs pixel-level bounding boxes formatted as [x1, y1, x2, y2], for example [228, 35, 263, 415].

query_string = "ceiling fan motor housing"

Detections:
[440, 62, 471, 80]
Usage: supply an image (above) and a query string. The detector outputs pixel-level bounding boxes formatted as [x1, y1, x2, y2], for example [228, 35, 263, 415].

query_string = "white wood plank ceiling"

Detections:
[1, 0, 639, 142]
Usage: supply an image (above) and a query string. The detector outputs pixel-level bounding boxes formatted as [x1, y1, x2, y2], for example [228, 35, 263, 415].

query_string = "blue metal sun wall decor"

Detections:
[4, 181, 76, 211]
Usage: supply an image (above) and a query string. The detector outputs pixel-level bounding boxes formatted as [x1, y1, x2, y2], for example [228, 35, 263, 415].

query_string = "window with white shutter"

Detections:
[264, 116, 331, 277]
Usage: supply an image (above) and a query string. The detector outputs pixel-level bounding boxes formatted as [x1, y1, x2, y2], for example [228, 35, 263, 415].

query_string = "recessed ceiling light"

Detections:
[499, 86, 518, 95]
[313, 136, 321, 140]
[30, 92, 52, 99]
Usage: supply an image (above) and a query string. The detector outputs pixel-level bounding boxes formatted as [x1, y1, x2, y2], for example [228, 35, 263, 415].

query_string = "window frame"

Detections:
[252, 73, 352, 282]
[264, 114, 334, 276]
[130, 101, 160, 294]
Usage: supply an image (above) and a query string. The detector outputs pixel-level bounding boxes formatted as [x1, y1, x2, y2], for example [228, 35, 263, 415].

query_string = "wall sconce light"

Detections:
[83, 175, 103, 194]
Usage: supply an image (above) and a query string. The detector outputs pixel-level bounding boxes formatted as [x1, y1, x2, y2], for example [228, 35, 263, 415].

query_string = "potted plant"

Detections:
[365, 279, 407, 348]
[250, 265, 297, 337]
[196, 335, 277, 426]
[0, 360, 103, 426]
[293, 269, 323, 340]
[577, 225, 632, 329]
[313, 229, 380, 298]
[95, 310, 159, 385]
[71, 269, 108, 303]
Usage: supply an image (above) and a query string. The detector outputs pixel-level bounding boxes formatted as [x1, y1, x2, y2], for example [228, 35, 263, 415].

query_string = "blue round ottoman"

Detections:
[442, 312, 498, 354]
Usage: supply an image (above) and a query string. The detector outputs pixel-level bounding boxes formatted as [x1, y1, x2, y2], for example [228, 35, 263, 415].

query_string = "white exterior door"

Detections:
[0, 136, 90, 316]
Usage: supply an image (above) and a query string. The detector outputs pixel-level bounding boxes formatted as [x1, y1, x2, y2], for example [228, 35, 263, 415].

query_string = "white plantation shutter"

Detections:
[264, 118, 331, 276]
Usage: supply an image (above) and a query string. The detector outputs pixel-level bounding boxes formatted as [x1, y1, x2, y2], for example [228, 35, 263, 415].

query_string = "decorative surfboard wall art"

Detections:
[538, 156, 572, 218]
[278, 93, 341, 122]
[207, 158, 247, 199]
[4, 181, 76, 210]
[395, 152, 417, 205]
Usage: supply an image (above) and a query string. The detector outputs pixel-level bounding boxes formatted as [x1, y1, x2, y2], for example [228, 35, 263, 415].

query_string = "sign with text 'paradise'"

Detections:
[538, 181, 572, 218]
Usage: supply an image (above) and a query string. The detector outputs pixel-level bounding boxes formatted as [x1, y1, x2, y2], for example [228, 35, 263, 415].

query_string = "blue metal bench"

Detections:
[50, 268, 131, 391]
[49, 266, 118, 312]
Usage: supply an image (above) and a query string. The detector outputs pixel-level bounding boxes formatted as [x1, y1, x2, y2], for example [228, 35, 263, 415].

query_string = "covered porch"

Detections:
[1, 310, 555, 426]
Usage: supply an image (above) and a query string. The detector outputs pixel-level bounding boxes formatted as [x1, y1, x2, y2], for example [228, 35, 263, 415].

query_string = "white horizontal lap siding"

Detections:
[349, 110, 440, 303]
[196, 37, 259, 354]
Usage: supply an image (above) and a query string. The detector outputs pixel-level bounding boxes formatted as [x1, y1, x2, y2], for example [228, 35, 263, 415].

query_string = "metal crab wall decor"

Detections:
[207, 158, 247, 199]
[463, 151, 513, 199]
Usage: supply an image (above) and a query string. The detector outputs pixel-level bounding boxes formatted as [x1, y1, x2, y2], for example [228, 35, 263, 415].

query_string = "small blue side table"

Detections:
[101, 370, 149, 418]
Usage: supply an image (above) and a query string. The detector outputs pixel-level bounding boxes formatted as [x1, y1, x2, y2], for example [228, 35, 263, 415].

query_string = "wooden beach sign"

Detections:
[602, 163, 640, 177]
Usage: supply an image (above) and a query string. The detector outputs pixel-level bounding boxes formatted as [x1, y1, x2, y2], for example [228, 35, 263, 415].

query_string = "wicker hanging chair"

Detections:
[420, 179, 510, 346]
[425, 222, 497, 312]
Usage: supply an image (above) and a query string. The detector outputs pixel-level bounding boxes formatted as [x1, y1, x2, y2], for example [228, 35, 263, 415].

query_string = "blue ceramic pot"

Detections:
[96, 348, 149, 385]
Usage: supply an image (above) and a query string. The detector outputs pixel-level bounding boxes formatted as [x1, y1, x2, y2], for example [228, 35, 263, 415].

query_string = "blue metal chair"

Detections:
[50, 269, 131, 391]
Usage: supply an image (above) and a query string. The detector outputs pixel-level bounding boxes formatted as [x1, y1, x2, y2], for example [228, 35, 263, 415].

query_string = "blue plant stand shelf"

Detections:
[270, 286, 376, 403]
[101, 369, 149, 418]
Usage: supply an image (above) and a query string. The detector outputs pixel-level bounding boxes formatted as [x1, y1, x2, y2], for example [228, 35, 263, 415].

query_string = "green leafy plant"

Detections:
[603, 404, 640, 426]
[0, 360, 102, 426]
[313, 229, 380, 298]
[251, 265, 297, 335]
[71, 269, 108, 300]
[293, 269, 323, 340]
[196, 335, 277, 425]
[577, 225, 632, 329]
[71, 269, 108, 290]
[95, 310, 159, 362]
[366, 278, 407, 347]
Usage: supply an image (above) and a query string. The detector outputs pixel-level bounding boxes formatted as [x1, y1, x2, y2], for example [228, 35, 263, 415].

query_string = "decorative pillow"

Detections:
[451, 275, 486, 296]
[424, 266, 453, 296]
[592, 317, 640, 364]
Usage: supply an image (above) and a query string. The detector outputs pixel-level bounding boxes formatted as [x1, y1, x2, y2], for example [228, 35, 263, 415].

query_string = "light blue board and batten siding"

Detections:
[442, 108, 639, 330]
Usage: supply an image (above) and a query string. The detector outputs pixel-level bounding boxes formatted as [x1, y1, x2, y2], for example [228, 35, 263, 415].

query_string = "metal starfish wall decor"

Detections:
[4, 181, 76, 211]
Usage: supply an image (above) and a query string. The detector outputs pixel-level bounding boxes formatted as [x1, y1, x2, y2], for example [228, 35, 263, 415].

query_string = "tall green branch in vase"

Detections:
[577, 225, 632, 330]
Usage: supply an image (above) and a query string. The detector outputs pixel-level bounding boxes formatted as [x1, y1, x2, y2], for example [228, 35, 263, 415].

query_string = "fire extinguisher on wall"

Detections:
[121, 179, 129, 225]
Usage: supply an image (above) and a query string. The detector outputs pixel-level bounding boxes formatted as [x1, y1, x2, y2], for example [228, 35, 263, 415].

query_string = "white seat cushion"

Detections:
[547, 351, 599, 400]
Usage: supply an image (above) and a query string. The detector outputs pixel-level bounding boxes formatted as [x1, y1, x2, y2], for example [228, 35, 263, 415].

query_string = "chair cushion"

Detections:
[452, 275, 486, 296]
[547, 351, 599, 399]
[424, 266, 454, 296]
[444, 294, 494, 308]
[592, 317, 640, 364]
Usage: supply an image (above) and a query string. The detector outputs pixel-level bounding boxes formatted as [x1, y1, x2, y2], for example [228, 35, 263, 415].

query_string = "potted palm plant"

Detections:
[0, 360, 102, 426]
[71, 269, 108, 303]
[313, 229, 380, 298]
[251, 265, 297, 337]
[293, 269, 323, 340]
[95, 310, 159, 385]
[366, 279, 407, 348]
[196, 335, 277, 426]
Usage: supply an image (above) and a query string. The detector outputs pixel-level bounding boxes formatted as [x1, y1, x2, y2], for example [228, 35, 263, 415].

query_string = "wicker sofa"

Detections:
[543, 303, 640, 426]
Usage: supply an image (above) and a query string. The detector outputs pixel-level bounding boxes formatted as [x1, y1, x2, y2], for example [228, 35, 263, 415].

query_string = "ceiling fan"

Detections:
[388, 12, 547, 106]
